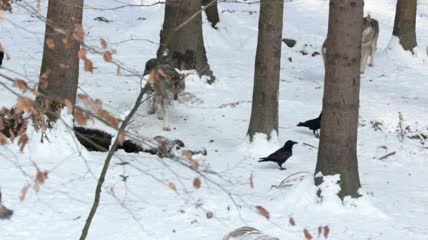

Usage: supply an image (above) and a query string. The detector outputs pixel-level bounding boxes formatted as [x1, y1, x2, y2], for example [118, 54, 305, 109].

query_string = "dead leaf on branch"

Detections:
[304, 229, 312, 240]
[168, 182, 176, 191]
[323, 225, 330, 238]
[289, 217, 296, 226]
[103, 50, 113, 62]
[193, 177, 201, 189]
[100, 38, 107, 49]
[19, 184, 30, 201]
[46, 38, 55, 49]
[78, 48, 87, 60]
[13, 80, 29, 93]
[17, 134, 28, 152]
[255, 205, 270, 220]
[74, 110, 88, 126]
[72, 24, 85, 42]
[84, 58, 93, 73]
[118, 131, 126, 146]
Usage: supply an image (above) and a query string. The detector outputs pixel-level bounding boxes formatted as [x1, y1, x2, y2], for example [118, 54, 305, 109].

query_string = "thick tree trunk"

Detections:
[247, 0, 284, 141]
[316, 0, 362, 199]
[157, 0, 215, 84]
[38, 0, 84, 119]
[393, 0, 417, 52]
[202, 0, 220, 29]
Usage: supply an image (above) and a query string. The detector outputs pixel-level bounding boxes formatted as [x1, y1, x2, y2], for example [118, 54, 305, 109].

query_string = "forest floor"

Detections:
[1, 0, 428, 239]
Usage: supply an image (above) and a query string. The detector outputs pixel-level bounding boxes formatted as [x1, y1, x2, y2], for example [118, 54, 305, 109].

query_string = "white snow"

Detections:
[1, 0, 428, 239]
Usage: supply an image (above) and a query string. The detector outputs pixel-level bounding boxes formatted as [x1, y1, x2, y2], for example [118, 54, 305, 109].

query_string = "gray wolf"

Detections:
[142, 58, 185, 131]
[258, 140, 298, 170]
[322, 15, 379, 74]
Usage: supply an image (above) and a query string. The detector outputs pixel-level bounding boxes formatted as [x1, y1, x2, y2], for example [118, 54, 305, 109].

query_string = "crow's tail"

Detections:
[258, 158, 273, 162]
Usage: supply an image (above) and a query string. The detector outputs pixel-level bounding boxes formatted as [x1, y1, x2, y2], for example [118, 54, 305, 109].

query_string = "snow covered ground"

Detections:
[1, 0, 428, 239]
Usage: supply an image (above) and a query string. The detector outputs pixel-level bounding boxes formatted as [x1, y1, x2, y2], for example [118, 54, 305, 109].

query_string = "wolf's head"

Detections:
[362, 14, 372, 31]
[170, 76, 185, 100]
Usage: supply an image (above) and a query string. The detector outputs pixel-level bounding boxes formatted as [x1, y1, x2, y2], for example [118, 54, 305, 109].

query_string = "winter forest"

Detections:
[0, 0, 427, 239]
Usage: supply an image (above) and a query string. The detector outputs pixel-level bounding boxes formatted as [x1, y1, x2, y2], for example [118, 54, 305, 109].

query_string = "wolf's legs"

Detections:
[160, 102, 170, 131]
[147, 96, 157, 114]
[369, 46, 375, 67]
[360, 49, 369, 74]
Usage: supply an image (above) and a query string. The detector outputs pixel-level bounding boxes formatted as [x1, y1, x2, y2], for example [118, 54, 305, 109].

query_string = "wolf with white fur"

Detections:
[322, 14, 379, 74]
[142, 58, 185, 131]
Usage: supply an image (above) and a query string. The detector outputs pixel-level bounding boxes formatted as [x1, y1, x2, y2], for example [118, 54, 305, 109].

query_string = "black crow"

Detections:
[0, 51, 4, 66]
[258, 140, 298, 170]
[297, 112, 322, 138]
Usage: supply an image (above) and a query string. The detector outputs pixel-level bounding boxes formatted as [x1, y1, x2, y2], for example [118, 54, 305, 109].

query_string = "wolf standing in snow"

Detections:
[142, 58, 185, 131]
[322, 14, 379, 73]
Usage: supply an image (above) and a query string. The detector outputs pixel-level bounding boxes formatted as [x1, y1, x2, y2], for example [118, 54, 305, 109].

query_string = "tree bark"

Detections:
[247, 0, 284, 141]
[316, 0, 362, 199]
[38, 0, 84, 119]
[157, 0, 215, 84]
[202, 0, 220, 29]
[393, 0, 417, 52]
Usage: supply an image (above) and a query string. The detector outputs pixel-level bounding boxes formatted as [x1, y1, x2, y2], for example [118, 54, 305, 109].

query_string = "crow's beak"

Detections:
[293, 141, 298, 144]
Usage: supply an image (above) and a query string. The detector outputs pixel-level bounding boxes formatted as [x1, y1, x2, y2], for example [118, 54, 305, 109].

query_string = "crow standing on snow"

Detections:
[297, 112, 322, 138]
[258, 140, 298, 170]
[0, 42, 4, 67]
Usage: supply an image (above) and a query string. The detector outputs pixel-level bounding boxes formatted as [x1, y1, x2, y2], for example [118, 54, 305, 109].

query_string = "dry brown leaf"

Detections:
[304, 229, 312, 240]
[36, 0, 42, 12]
[16, 97, 35, 114]
[0, 133, 7, 145]
[103, 111, 119, 128]
[20, 184, 30, 202]
[78, 48, 87, 59]
[18, 134, 29, 152]
[64, 99, 73, 114]
[182, 150, 193, 161]
[36, 170, 48, 184]
[46, 38, 56, 49]
[74, 110, 88, 126]
[72, 24, 85, 42]
[168, 182, 176, 191]
[116, 66, 122, 76]
[193, 177, 201, 189]
[190, 160, 199, 171]
[100, 38, 108, 49]
[250, 174, 254, 189]
[40, 69, 51, 88]
[103, 50, 113, 62]
[255, 206, 270, 220]
[323, 226, 330, 238]
[289, 217, 296, 226]
[61, 37, 69, 48]
[206, 211, 213, 219]
[84, 58, 93, 73]
[118, 131, 126, 146]
[13, 80, 29, 92]
[34, 182, 40, 192]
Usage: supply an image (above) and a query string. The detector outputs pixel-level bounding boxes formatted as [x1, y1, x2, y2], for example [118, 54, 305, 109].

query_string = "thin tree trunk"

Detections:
[247, 0, 284, 141]
[202, 0, 220, 29]
[393, 0, 417, 52]
[38, 0, 84, 120]
[157, 0, 215, 83]
[316, 0, 362, 199]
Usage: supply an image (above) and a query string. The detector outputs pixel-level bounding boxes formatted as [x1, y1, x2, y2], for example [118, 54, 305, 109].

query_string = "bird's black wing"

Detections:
[263, 150, 292, 161]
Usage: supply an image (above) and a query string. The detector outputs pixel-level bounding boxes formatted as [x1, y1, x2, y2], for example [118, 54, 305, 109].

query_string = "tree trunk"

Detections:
[393, 0, 417, 52]
[38, 0, 84, 120]
[247, 0, 284, 141]
[315, 0, 362, 199]
[202, 0, 220, 29]
[157, 0, 215, 84]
